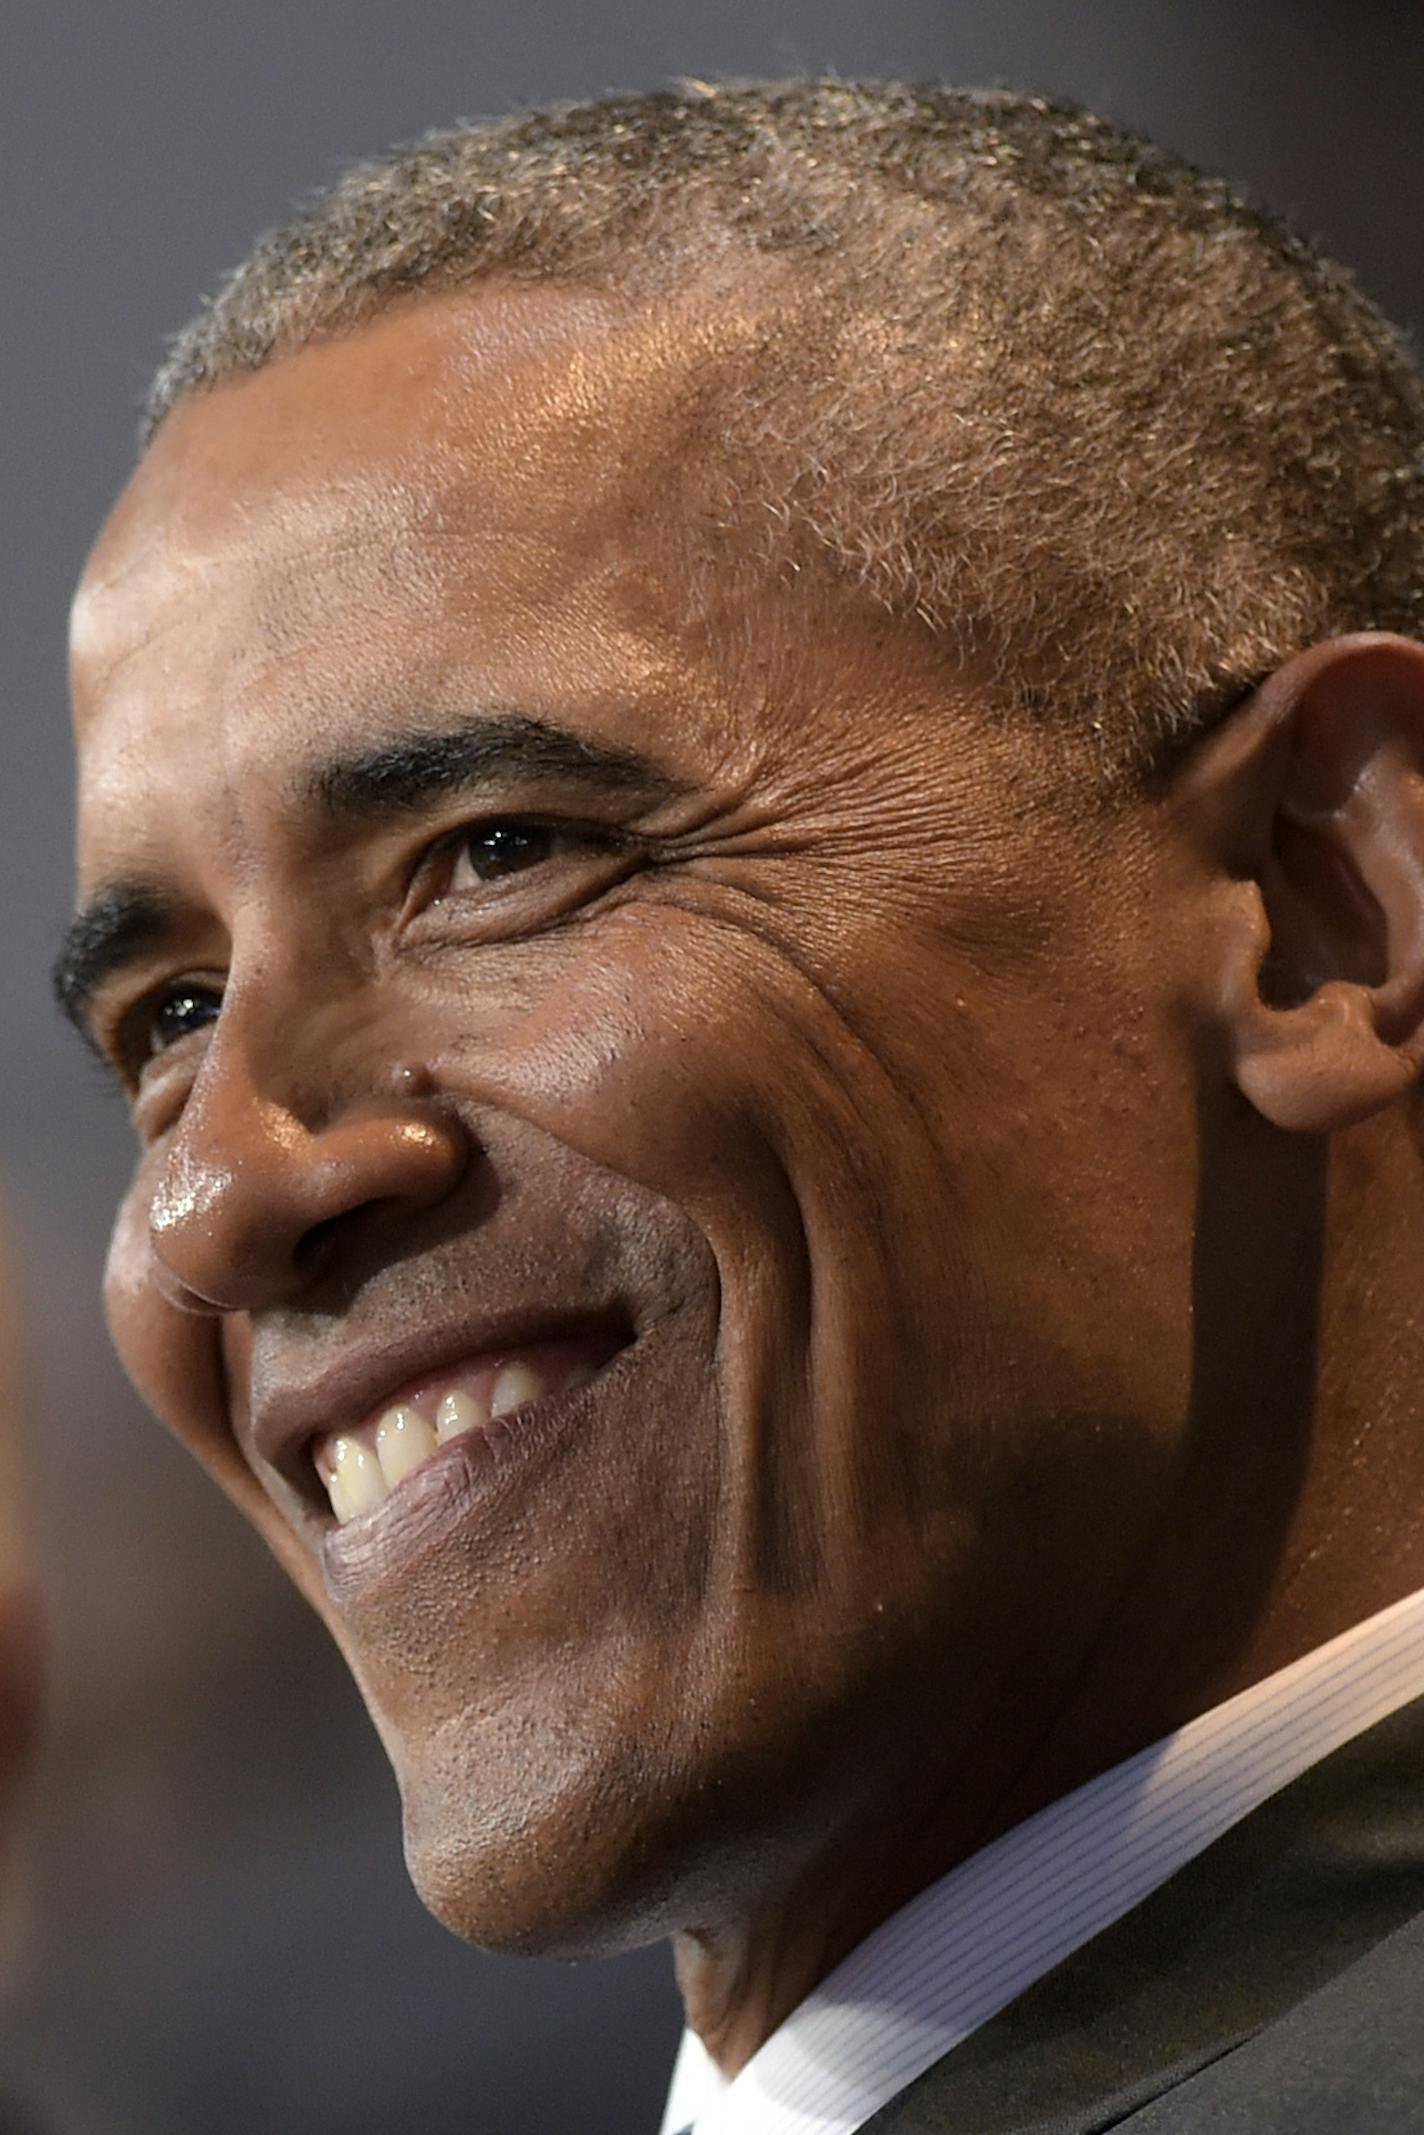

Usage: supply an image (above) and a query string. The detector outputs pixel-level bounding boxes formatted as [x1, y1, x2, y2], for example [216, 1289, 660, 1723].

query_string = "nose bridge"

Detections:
[147, 960, 469, 1314]
[178, 934, 371, 1154]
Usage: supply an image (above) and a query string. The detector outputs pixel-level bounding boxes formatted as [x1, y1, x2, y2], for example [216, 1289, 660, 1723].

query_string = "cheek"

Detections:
[105, 1178, 243, 1488]
[450, 911, 927, 1240]
[105, 1185, 327, 1607]
[441, 918, 979, 1572]
[439, 903, 1196, 1544]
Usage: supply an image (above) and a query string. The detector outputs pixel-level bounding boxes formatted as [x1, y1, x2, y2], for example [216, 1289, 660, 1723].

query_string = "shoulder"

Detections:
[873, 1908, 1424, 2133]
[1124, 1909, 1424, 2132]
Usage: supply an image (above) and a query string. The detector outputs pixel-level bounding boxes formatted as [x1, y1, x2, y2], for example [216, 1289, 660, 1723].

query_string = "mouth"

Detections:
[310, 1327, 626, 1527]
[246, 1305, 650, 1609]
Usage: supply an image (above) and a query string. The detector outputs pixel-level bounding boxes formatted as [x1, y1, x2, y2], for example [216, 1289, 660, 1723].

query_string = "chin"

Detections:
[387, 1661, 878, 1963]
[395, 1741, 702, 1961]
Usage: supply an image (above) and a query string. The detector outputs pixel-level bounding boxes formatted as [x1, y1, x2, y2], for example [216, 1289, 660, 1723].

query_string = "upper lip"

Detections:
[244, 1301, 634, 1494]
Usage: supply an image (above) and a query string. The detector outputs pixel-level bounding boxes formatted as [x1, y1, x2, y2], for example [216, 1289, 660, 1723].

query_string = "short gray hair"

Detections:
[146, 78, 1424, 784]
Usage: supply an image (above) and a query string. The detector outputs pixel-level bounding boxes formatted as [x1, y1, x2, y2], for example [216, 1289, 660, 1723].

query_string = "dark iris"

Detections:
[146, 986, 220, 1058]
[461, 822, 557, 879]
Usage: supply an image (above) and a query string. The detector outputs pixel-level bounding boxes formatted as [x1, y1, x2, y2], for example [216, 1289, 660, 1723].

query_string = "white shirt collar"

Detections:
[661, 1584, 1424, 2135]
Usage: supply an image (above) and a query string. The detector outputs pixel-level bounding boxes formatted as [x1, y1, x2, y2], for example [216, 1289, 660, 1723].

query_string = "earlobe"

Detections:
[1231, 976, 1424, 1135]
[1180, 633, 1424, 1136]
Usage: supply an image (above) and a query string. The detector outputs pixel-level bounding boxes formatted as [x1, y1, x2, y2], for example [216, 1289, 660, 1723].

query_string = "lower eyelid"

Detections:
[118, 984, 224, 1077]
[406, 848, 642, 945]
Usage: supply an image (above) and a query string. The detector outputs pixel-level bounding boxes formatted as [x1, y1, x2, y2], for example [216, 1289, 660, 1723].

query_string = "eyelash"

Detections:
[109, 813, 631, 1083]
[416, 814, 627, 902]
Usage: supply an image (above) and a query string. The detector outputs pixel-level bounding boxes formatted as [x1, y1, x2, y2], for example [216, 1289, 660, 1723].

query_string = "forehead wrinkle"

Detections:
[76, 271, 792, 711]
[238, 487, 458, 665]
[72, 274, 802, 883]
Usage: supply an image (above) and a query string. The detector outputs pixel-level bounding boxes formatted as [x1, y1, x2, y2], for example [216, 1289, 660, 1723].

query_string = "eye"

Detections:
[447, 820, 562, 888]
[421, 816, 637, 917]
[121, 980, 223, 1074]
[408, 812, 643, 942]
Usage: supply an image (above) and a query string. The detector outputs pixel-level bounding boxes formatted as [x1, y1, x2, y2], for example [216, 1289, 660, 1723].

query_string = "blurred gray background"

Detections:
[2, 3, 1420, 2130]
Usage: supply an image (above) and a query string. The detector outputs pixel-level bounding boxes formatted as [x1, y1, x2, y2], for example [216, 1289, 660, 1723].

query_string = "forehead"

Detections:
[76, 278, 732, 677]
[73, 279, 783, 858]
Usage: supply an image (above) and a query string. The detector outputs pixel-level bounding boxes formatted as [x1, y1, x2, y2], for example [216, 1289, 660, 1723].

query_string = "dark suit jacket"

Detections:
[863, 1694, 1424, 2132]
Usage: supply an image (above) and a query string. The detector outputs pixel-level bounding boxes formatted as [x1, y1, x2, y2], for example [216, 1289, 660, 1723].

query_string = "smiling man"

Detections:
[59, 81, 1424, 2134]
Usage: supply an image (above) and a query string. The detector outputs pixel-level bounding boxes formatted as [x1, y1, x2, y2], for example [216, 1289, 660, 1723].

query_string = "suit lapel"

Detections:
[862, 1691, 1424, 2133]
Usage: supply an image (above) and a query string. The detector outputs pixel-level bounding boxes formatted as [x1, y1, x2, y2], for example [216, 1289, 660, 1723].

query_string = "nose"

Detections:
[148, 1055, 471, 1315]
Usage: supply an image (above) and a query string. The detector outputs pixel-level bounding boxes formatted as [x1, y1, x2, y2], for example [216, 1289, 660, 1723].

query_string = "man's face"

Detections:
[69, 280, 1208, 1953]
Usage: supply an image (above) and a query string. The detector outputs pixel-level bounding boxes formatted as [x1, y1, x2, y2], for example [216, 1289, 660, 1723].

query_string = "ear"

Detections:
[1176, 633, 1424, 1135]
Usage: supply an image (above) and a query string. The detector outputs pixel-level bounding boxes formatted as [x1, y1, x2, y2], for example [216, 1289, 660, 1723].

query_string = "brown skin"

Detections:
[68, 278, 1424, 2071]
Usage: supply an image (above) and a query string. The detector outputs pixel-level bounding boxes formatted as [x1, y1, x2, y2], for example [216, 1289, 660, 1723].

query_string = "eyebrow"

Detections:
[55, 711, 688, 1047]
[310, 710, 686, 820]
[52, 881, 182, 1051]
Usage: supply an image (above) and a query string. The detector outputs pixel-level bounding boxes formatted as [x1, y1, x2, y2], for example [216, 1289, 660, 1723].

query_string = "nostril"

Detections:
[146, 1082, 474, 1314]
[292, 1211, 341, 1278]
[292, 1196, 394, 1280]
[285, 1106, 479, 1295]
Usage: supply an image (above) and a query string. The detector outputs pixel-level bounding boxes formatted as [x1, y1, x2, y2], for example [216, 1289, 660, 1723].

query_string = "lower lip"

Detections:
[316, 1338, 642, 1607]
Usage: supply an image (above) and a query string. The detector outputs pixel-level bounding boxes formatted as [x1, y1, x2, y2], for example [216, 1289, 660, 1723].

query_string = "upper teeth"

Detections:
[315, 1353, 596, 1525]
[375, 1404, 434, 1486]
